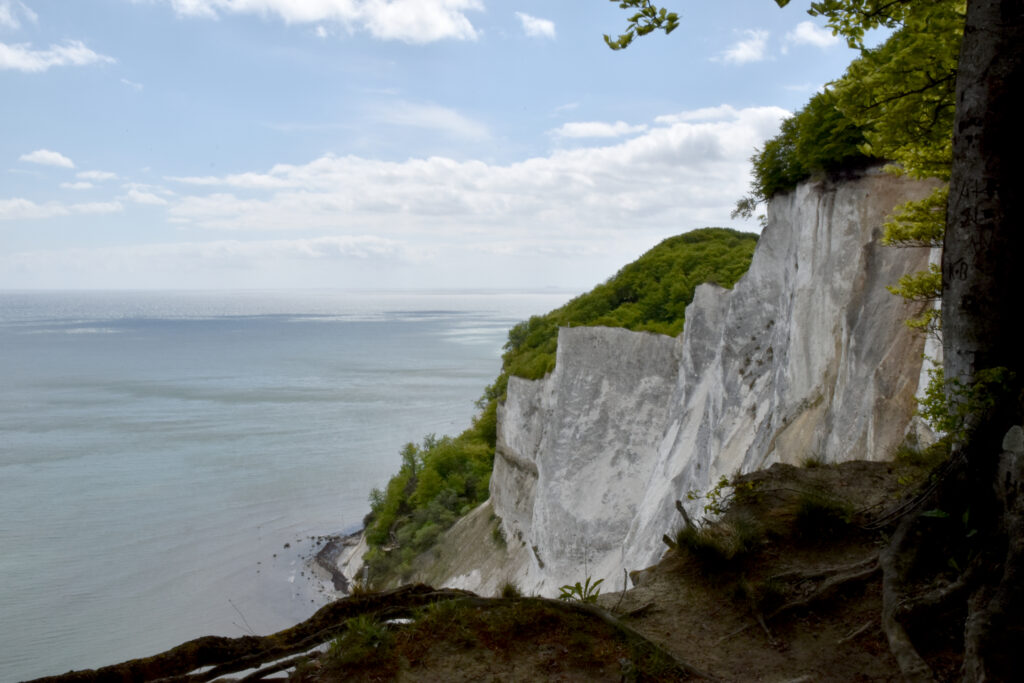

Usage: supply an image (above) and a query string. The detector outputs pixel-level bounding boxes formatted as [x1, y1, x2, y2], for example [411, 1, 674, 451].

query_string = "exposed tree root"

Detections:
[960, 438, 1024, 681]
[880, 508, 937, 682]
[877, 427, 1024, 681]
[769, 555, 880, 586]
[894, 566, 975, 621]
[235, 651, 322, 682]
[836, 620, 876, 645]
[713, 555, 881, 646]
[621, 601, 656, 619]
[767, 555, 880, 620]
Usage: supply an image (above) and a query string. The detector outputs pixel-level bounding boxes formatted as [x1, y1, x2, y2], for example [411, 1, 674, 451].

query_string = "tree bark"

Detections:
[944, 0, 1024, 410]
[942, 0, 1024, 679]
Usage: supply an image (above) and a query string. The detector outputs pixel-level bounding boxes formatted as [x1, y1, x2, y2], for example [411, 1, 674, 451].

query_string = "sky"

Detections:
[1, 0, 874, 291]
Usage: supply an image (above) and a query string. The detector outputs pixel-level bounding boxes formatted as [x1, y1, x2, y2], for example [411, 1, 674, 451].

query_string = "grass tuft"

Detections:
[793, 489, 854, 541]
[319, 615, 394, 672]
[498, 580, 522, 599]
[893, 434, 951, 469]
[675, 512, 764, 572]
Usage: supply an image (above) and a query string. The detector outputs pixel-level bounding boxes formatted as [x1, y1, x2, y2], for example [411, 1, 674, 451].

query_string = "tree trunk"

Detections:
[944, 0, 1024, 406]
[942, 0, 1024, 679]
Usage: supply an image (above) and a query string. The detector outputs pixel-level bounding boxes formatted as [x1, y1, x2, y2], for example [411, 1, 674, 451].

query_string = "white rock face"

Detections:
[482, 168, 938, 597]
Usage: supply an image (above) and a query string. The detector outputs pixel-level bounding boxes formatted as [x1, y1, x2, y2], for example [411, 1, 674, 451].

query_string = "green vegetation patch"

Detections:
[299, 597, 693, 682]
[495, 227, 758, 385]
[746, 90, 875, 204]
[363, 429, 494, 582]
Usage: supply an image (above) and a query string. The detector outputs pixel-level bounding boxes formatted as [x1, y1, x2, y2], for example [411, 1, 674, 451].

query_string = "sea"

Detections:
[0, 289, 572, 682]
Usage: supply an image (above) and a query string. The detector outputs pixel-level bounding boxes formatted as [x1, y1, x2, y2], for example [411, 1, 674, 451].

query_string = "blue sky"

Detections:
[2, 1, 872, 290]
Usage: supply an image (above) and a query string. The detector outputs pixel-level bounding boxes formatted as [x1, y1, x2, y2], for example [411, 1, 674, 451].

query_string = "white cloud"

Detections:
[163, 0, 484, 43]
[162, 105, 789, 236]
[515, 12, 555, 39]
[121, 78, 144, 91]
[0, 0, 37, 30]
[20, 149, 75, 168]
[123, 188, 169, 205]
[784, 21, 839, 50]
[551, 121, 648, 139]
[0, 198, 122, 220]
[0, 198, 69, 220]
[4, 106, 794, 288]
[61, 181, 94, 190]
[713, 29, 769, 65]
[376, 101, 490, 141]
[655, 105, 743, 125]
[78, 170, 118, 181]
[71, 201, 124, 214]
[167, 0, 218, 19]
[0, 39, 115, 72]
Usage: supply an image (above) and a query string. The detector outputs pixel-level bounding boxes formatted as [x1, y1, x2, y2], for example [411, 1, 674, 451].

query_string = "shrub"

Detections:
[499, 228, 758, 386]
[800, 454, 826, 468]
[674, 512, 764, 571]
[793, 489, 854, 541]
[893, 433, 951, 470]
[742, 90, 874, 207]
[498, 580, 522, 599]
[321, 615, 393, 670]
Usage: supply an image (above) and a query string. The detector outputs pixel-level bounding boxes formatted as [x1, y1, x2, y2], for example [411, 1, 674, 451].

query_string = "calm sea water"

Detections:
[0, 290, 570, 681]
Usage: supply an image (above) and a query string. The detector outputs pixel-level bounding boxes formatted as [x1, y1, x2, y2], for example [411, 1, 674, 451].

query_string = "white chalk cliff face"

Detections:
[467, 168, 937, 597]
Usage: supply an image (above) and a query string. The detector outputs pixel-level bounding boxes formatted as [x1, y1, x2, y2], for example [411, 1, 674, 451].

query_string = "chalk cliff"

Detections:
[440, 168, 938, 597]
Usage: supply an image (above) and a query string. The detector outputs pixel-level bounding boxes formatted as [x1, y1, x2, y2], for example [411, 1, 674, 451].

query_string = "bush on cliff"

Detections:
[733, 90, 875, 215]
[363, 423, 494, 581]
[493, 227, 758, 386]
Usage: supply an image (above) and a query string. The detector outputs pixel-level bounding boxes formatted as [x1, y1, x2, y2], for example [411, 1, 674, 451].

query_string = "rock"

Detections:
[479, 167, 939, 596]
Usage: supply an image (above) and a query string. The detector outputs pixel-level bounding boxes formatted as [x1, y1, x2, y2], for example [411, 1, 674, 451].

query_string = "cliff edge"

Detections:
[438, 167, 938, 596]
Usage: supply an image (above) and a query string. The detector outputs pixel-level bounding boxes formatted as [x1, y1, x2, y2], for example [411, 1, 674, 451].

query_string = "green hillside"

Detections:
[497, 227, 758, 385]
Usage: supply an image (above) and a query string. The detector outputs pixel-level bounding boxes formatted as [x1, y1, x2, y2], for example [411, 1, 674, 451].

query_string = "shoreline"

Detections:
[308, 529, 367, 597]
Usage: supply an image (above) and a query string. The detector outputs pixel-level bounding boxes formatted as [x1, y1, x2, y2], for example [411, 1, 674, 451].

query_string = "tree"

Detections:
[609, 1, 1024, 679]
[939, 4, 1024, 678]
